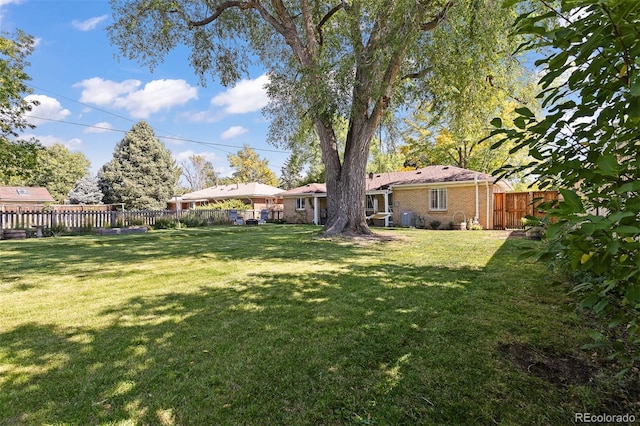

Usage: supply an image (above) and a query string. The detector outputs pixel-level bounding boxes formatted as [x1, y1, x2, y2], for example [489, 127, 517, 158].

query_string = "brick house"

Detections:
[169, 182, 283, 217]
[278, 166, 512, 229]
[0, 186, 55, 212]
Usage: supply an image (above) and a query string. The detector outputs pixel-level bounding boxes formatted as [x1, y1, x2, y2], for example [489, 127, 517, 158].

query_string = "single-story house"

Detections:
[168, 182, 284, 216]
[0, 186, 55, 212]
[278, 166, 513, 229]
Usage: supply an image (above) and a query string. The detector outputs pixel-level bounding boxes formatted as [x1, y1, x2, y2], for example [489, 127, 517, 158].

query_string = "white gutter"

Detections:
[474, 173, 479, 222]
[486, 181, 491, 229]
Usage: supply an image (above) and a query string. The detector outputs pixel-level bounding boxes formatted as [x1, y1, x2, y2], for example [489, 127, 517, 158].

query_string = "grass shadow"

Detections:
[0, 227, 619, 424]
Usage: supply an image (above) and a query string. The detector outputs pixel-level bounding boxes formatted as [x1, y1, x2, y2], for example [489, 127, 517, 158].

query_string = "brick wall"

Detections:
[283, 197, 326, 224]
[393, 183, 495, 229]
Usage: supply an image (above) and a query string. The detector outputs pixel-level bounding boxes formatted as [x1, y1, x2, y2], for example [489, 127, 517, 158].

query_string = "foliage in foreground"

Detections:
[0, 227, 636, 424]
[492, 0, 640, 373]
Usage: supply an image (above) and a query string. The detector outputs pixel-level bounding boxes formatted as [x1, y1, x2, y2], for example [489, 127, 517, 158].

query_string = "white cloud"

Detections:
[0, 0, 23, 5]
[83, 122, 113, 134]
[220, 126, 248, 140]
[23, 94, 71, 126]
[211, 74, 270, 114]
[72, 15, 109, 31]
[21, 133, 82, 150]
[175, 149, 218, 163]
[74, 77, 198, 119]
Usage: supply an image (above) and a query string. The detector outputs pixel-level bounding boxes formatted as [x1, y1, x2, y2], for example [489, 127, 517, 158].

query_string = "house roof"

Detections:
[279, 166, 512, 196]
[0, 186, 55, 203]
[180, 182, 283, 201]
[278, 183, 327, 196]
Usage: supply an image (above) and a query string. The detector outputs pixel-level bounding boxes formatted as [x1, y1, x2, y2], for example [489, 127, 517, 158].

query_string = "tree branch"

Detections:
[316, 3, 346, 46]
[420, 1, 454, 31]
[188, 1, 253, 28]
[402, 67, 431, 80]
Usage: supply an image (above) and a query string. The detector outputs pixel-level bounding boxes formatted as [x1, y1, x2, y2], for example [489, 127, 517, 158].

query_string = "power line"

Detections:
[25, 115, 289, 154]
[25, 83, 290, 155]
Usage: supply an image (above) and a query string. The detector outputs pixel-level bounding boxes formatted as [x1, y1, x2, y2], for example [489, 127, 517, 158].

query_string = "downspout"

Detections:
[474, 173, 479, 223]
[486, 181, 490, 229]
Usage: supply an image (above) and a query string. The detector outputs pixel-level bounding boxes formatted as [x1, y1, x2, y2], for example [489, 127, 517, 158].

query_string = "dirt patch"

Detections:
[498, 343, 595, 387]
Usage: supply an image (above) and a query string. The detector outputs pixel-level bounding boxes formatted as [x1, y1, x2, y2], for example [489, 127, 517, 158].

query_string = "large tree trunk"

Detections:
[323, 149, 371, 237]
[317, 115, 374, 237]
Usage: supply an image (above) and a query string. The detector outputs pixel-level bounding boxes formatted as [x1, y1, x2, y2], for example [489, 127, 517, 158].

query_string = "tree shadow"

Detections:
[0, 230, 589, 424]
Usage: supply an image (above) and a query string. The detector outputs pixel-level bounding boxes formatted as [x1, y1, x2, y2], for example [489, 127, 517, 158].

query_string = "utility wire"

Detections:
[25, 83, 290, 155]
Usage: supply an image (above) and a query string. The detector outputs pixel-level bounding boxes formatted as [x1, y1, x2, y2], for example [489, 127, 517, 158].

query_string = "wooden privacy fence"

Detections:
[494, 191, 559, 230]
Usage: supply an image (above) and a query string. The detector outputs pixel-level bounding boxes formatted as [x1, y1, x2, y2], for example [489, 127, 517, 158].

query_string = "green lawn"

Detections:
[0, 226, 618, 424]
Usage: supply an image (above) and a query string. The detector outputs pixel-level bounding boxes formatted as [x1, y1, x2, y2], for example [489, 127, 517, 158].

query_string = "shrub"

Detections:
[181, 214, 206, 227]
[429, 220, 441, 230]
[198, 199, 248, 211]
[47, 224, 67, 237]
[491, 1, 640, 374]
[153, 217, 178, 229]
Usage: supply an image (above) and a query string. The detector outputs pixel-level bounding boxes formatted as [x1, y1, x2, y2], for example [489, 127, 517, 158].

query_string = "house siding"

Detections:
[282, 196, 328, 224]
[393, 184, 494, 229]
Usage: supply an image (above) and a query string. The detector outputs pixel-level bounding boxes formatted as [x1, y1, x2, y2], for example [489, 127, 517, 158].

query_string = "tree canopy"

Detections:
[109, 0, 525, 235]
[401, 0, 539, 177]
[29, 144, 91, 203]
[181, 154, 219, 191]
[98, 121, 181, 209]
[68, 175, 104, 205]
[0, 30, 41, 184]
[226, 145, 278, 187]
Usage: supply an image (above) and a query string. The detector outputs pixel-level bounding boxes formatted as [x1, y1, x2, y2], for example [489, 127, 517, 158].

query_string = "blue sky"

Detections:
[0, 0, 289, 180]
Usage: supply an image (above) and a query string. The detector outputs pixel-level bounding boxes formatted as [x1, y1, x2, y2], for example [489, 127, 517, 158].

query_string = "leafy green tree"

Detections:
[109, 0, 504, 236]
[0, 30, 41, 183]
[226, 145, 278, 187]
[98, 121, 181, 209]
[492, 0, 640, 372]
[403, 0, 538, 175]
[68, 175, 104, 204]
[181, 154, 219, 191]
[28, 144, 90, 203]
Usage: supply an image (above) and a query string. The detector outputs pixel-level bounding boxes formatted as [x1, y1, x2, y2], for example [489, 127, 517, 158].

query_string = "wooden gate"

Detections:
[493, 191, 558, 230]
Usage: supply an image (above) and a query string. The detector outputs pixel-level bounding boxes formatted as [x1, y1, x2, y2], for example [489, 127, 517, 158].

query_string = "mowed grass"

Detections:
[0, 225, 600, 425]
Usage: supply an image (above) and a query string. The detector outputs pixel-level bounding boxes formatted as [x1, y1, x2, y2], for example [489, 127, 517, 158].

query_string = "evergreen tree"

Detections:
[98, 121, 181, 209]
[68, 175, 104, 205]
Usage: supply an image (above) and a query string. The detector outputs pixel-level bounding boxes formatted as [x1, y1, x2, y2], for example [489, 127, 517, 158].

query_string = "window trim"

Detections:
[295, 197, 306, 210]
[429, 188, 448, 211]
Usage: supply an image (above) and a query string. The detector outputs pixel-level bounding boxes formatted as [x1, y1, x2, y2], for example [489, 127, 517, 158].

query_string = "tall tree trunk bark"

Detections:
[318, 117, 374, 237]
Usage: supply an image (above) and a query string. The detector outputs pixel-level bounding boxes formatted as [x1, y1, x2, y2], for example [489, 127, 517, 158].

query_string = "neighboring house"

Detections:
[278, 166, 513, 229]
[168, 182, 284, 215]
[0, 186, 55, 212]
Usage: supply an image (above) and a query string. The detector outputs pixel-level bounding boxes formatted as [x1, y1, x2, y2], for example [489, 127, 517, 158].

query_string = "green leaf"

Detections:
[597, 154, 619, 176]
[626, 285, 640, 303]
[559, 189, 584, 212]
[490, 117, 502, 128]
[514, 107, 534, 118]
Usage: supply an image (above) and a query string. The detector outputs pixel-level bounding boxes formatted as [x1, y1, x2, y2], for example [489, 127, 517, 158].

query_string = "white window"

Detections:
[296, 197, 305, 210]
[429, 188, 447, 211]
